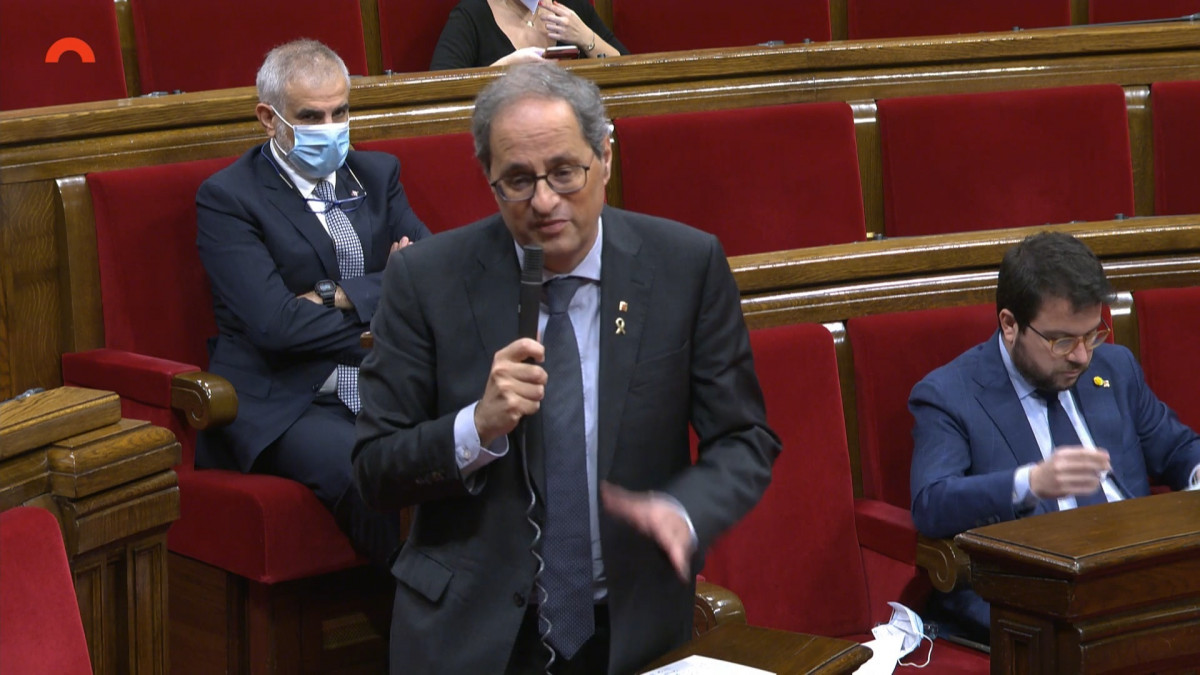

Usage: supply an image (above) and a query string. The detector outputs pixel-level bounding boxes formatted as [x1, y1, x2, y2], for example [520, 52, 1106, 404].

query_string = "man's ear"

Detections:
[999, 309, 1019, 346]
[255, 103, 277, 136]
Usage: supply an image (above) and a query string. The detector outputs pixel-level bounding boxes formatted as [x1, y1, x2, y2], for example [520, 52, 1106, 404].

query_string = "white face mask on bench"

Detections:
[855, 602, 932, 674]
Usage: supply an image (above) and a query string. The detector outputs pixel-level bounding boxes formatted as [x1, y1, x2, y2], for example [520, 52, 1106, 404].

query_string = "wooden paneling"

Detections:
[1125, 85, 1155, 216]
[0, 180, 67, 397]
[56, 175, 104, 354]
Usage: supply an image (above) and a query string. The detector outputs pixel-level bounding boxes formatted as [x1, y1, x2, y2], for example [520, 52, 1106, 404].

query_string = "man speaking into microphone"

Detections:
[353, 62, 780, 674]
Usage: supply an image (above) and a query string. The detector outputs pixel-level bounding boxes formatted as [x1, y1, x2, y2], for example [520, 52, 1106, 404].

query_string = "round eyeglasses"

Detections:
[490, 164, 590, 202]
[1026, 320, 1111, 356]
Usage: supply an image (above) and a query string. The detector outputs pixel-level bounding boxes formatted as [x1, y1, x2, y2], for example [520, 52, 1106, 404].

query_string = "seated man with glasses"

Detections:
[195, 39, 431, 571]
[909, 231, 1200, 645]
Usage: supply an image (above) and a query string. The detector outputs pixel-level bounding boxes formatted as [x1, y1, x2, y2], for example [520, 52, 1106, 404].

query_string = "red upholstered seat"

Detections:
[1090, 0, 1200, 22]
[377, 0, 460, 73]
[129, 0, 368, 93]
[877, 85, 1135, 237]
[0, 0, 126, 110]
[848, 304, 999, 509]
[356, 134, 496, 233]
[62, 157, 363, 583]
[615, 103, 866, 256]
[1151, 80, 1200, 216]
[611, 0, 830, 54]
[848, 0, 1069, 40]
[0, 507, 92, 675]
[701, 323, 987, 671]
[1134, 286, 1200, 432]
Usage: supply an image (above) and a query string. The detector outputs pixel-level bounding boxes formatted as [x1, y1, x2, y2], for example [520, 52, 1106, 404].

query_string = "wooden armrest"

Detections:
[693, 580, 746, 637]
[916, 534, 971, 592]
[170, 371, 237, 430]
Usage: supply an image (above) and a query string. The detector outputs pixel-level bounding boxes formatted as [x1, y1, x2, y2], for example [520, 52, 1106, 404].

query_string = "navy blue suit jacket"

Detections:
[195, 144, 430, 472]
[910, 330, 1200, 633]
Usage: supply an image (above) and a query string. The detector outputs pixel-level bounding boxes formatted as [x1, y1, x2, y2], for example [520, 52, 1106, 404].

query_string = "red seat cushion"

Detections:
[356, 134, 497, 233]
[0, 507, 92, 675]
[848, 0, 1069, 40]
[1151, 80, 1200, 216]
[377, 0, 460, 73]
[849, 304, 998, 507]
[616, 103, 866, 256]
[611, 0, 830, 53]
[170, 468, 360, 583]
[878, 85, 1134, 237]
[1089, 0, 1200, 22]
[129, 0, 368, 93]
[0, 0, 126, 110]
[1134, 286, 1200, 431]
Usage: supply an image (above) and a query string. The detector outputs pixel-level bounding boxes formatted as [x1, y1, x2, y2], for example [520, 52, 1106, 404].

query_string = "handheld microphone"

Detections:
[519, 245, 543, 342]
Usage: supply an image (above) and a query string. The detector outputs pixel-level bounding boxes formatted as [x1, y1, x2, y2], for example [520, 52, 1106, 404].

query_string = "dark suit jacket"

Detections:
[196, 144, 430, 472]
[353, 207, 780, 674]
[909, 330, 1200, 633]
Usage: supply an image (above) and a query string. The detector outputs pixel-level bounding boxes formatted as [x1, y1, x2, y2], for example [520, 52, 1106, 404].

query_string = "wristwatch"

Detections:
[315, 279, 337, 308]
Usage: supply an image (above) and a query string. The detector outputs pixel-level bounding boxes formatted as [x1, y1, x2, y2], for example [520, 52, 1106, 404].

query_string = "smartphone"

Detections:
[543, 45, 580, 60]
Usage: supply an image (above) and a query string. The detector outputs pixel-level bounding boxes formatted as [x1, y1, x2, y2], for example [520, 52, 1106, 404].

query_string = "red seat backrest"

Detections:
[1151, 80, 1200, 216]
[377, 0, 460, 73]
[0, 507, 92, 675]
[86, 156, 238, 466]
[848, 304, 998, 508]
[1089, 0, 1200, 22]
[615, 103, 866, 256]
[702, 323, 873, 636]
[88, 157, 237, 367]
[848, 0, 1070, 40]
[611, 0, 831, 54]
[0, 0, 126, 110]
[877, 85, 1134, 237]
[356, 134, 497, 233]
[1134, 286, 1200, 431]
[129, 0, 368, 93]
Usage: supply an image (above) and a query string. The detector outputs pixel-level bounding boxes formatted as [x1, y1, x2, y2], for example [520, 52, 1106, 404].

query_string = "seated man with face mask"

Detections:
[195, 39, 431, 570]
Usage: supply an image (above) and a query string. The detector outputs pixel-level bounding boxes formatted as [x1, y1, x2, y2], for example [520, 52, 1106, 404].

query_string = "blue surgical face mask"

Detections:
[272, 106, 350, 178]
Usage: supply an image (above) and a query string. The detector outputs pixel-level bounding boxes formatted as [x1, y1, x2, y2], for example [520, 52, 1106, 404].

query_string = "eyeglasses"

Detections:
[490, 164, 591, 202]
[259, 143, 368, 213]
[1026, 320, 1111, 356]
[305, 188, 367, 214]
[305, 169, 368, 214]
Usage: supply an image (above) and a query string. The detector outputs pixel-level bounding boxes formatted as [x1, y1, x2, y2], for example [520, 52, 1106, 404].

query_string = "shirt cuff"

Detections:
[453, 402, 508, 477]
[1013, 464, 1039, 512]
[1187, 464, 1200, 491]
[654, 492, 699, 551]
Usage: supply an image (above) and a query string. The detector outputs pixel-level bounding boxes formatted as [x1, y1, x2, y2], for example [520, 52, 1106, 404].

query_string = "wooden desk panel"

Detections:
[958, 491, 1200, 674]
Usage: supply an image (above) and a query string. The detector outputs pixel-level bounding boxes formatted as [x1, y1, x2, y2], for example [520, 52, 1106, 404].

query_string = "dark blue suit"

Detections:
[909, 331, 1200, 637]
[194, 143, 429, 563]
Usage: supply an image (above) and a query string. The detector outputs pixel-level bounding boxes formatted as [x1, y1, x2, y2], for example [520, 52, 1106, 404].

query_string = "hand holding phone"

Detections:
[543, 45, 580, 60]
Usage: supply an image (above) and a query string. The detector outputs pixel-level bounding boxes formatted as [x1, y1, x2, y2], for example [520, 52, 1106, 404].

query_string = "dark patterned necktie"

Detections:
[1037, 389, 1106, 507]
[314, 179, 363, 414]
[538, 276, 594, 659]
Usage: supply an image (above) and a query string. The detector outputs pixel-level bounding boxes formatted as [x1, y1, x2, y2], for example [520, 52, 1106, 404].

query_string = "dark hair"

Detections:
[996, 231, 1114, 327]
[471, 62, 610, 172]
